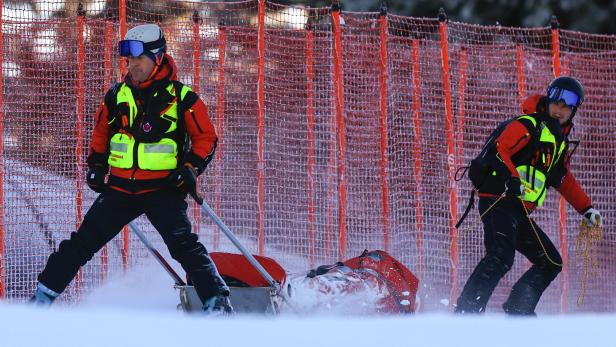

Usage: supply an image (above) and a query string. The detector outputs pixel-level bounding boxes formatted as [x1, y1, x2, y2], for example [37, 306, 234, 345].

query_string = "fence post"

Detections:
[0, 0, 5, 299]
[305, 16, 316, 267]
[515, 44, 527, 112]
[256, 0, 266, 256]
[551, 15, 560, 78]
[192, 10, 202, 237]
[378, 1, 391, 253]
[119, 0, 126, 78]
[74, 2, 86, 297]
[455, 47, 467, 180]
[411, 37, 424, 281]
[331, 1, 347, 261]
[438, 7, 458, 306]
[214, 19, 227, 250]
[118, 0, 129, 271]
[100, 8, 114, 283]
[551, 14, 569, 314]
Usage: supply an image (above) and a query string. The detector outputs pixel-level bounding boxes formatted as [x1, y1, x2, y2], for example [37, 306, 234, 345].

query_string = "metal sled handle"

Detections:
[128, 221, 186, 286]
[198, 202, 276, 287]
[197, 200, 296, 311]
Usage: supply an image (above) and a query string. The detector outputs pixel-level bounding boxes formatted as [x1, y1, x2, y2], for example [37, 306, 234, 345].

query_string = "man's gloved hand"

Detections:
[86, 164, 107, 193]
[169, 163, 202, 204]
[505, 177, 524, 198]
[582, 207, 602, 227]
[170, 163, 197, 192]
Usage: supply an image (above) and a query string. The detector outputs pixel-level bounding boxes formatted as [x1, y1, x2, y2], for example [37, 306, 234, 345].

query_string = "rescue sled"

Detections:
[130, 200, 419, 315]
[128, 200, 293, 314]
[178, 250, 419, 314]
[176, 252, 287, 314]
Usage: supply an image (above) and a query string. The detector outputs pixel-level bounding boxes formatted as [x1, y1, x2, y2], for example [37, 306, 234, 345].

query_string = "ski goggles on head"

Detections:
[118, 37, 166, 57]
[547, 87, 581, 108]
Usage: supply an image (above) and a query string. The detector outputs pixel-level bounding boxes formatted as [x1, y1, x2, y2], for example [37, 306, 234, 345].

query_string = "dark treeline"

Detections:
[282, 0, 616, 35]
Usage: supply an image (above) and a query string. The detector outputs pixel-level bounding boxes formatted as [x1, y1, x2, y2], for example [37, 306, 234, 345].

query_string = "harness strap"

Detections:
[108, 175, 169, 193]
[455, 189, 475, 228]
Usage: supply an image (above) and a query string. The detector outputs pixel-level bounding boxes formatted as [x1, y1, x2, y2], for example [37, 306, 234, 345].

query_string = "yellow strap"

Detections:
[519, 199, 563, 267]
[575, 220, 604, 306]
[479, 193, 505, 220]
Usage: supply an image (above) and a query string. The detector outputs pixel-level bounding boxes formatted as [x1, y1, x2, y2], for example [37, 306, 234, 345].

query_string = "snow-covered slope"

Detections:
[1, 302, 614, 347]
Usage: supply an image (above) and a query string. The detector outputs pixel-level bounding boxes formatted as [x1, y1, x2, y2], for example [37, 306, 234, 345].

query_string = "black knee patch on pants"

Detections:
[503, 263, 562, 315]
[456, 254, 511, 313]
[166, 231, 205, 263]
[482, 253, 513, 275]
[164, 231, 229, 302]
[37, 219, 112, 293]
[38, 232, 95, 293]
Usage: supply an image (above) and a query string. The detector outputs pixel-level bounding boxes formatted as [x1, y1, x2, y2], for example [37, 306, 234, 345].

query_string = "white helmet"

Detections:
[124, 24, 166, 54]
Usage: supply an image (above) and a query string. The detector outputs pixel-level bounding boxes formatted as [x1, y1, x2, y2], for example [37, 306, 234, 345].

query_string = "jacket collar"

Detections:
[125, 53, 178, 90]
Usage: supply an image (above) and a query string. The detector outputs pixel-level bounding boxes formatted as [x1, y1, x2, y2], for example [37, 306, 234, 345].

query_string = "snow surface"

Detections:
[2, 302, 615, 347]
[2, 262, 616, 347]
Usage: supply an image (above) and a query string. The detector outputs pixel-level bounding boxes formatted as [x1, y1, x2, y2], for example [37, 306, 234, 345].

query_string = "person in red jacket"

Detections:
[31, 24, 233, 314]
[455, 77, 602, 315]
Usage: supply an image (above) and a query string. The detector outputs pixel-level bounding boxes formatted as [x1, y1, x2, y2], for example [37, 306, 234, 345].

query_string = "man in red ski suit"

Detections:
[455, 77, 602, 315]
[31, 24, 232, 314]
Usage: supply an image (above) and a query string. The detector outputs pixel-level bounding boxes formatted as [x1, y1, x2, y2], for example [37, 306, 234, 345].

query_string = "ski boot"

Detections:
[203, 294, 234, 316]
[29, 282, 60, 306]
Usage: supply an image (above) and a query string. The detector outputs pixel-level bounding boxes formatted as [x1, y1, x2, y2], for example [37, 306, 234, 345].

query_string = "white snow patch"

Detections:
[1, 302, 615, 347]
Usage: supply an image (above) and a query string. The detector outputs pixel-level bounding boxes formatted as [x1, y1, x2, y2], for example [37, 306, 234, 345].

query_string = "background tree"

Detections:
[281, 0, 616, 34]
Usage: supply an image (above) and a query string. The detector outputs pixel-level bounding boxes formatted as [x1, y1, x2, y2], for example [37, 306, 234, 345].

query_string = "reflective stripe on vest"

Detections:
[517, 165, 547, 205]
[138, 139, 178, 170]
[109, 133, 135, 169]
[110, 141, 129, 153]
[517, 120, 566, 206]
[108, 83, 192, 170]
[143, 143, 175, 153]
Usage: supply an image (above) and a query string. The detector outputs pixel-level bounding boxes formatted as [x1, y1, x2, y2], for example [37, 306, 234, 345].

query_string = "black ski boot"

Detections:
[502, 282, 541, 316]
[203, 294, 234, 316]
[502, 264, 560, 316]
[455, 254, 510, 314]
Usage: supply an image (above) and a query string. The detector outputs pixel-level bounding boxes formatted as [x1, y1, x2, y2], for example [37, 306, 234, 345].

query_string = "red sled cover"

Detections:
[301, 249, 420, 313]
[210, 252, 286, 287]
[342, 249, 419, 313]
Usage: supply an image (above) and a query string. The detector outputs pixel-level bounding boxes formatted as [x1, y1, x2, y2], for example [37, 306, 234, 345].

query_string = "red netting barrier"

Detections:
[0, 1, 614, 313]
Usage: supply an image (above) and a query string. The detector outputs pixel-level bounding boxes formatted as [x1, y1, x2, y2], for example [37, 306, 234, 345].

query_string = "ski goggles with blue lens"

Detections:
[547, 87, 581, 108]
[118, 37, 166, 57]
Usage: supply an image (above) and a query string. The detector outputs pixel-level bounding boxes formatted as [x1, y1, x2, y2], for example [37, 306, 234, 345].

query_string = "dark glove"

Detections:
[504, 177, 524, 198]
[169, 163, 202, 204]
[86, 164, 107, 193]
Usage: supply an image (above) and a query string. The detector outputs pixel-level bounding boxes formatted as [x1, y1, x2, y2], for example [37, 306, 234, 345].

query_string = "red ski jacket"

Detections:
[479, 94, 591, 213]
[88, 54, 217, 194]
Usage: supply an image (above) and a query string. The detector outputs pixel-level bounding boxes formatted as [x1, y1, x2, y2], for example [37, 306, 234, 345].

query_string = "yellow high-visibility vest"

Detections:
[515, 115, 566, 206]
[108, 82, 191, 170]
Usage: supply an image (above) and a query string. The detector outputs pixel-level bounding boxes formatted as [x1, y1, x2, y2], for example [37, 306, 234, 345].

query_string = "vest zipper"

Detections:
[189, 109, 203, 133]
[131, 141, 139, 180]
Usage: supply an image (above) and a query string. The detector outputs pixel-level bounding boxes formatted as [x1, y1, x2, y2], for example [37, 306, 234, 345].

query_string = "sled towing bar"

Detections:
[128, 188, 295, 313]
[190, 193, 295, 311]
[128, 221, 186, 287]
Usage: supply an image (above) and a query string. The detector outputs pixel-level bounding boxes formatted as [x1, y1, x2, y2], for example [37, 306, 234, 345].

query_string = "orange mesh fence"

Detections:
[0, 1, 614, 313]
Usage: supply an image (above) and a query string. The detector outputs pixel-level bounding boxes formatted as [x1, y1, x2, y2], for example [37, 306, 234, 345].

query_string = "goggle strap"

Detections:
[143, 37, 166, 51]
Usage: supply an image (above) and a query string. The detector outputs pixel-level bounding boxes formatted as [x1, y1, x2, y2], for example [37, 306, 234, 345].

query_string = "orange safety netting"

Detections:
[0, 0, 614, 313]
